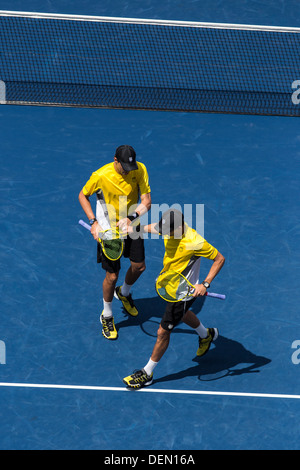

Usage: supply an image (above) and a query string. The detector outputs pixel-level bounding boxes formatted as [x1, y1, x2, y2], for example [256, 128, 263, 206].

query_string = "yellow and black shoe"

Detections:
[197, 328, 218, 357]
[100, 312, 118, 340]
[123, 369, 153, 389]
[114, 286, 138, 317]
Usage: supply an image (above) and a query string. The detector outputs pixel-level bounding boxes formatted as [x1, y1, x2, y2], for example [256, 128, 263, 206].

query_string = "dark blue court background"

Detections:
[0, 0, 300, 450]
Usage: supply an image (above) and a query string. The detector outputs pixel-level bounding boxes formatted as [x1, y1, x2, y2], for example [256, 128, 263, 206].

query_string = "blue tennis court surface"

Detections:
[1, 0, 300, 451]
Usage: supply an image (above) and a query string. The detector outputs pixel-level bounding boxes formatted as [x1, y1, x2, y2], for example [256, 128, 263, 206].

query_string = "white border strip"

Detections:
[0, 10, 300, 33]
[0, 382, 300, 400]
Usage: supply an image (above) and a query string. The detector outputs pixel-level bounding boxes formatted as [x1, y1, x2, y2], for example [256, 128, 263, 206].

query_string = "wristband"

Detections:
[127, 212, 139, 222]
[135, 224, 145, 233]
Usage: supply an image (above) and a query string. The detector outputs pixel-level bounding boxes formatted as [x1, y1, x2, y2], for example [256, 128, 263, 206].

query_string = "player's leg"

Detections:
[99, 241, 121, 340]
[100, 270, 119, 340]
[123, 301, 181, 389]
[125, 260, 146, 284]
[115, 237, 145, 316]
[103, 270, 119, 303]
[182, 309, 218, 357]
[123, 326, 169, 389]
[148, 325, 170, 362]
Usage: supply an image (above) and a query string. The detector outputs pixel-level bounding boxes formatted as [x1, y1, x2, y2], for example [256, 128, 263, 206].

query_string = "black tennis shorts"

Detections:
[97, 236, 145, 273]
[160, 297, 197, 332]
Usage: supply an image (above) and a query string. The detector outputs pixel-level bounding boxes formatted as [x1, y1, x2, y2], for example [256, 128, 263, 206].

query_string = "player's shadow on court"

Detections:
[154, 335, 272, 385]
[117, 295, 271, 385]
[115, 294, 167, 334]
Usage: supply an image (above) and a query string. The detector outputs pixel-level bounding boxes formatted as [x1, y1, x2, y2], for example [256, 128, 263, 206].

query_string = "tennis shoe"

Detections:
[123, 369, 153, 389]
[114, 286, 138, 317]
[197, 328, 218, 357]
[100, 312, 118, 340]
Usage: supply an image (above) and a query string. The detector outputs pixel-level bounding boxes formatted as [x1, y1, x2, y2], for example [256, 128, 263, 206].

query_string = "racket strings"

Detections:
[100, 229, 124, 261]
[156, 271, 192, 301]
[102, 238, 123, 260]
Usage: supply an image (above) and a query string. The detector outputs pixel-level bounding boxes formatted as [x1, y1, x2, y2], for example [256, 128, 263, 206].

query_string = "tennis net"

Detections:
[0, 10, 300, 116]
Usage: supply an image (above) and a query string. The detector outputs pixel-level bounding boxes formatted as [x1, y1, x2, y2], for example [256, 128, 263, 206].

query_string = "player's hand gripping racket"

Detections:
[156, 269, 226, 302]
[79, 219, 124, 261]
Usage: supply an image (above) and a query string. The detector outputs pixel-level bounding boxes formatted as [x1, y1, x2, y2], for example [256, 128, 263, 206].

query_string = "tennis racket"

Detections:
[78, 219, 124, 261]
[156, 269, 226, 302]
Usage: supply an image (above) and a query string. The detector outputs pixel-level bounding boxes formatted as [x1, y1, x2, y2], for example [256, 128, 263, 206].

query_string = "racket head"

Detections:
[100, 228, 124, 261]
[155, 270, 194, 302]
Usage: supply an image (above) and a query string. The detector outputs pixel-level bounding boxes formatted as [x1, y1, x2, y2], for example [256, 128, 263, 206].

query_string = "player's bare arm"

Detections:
[118, 192, 152, 231]
[193, 252, 225, 297]
[78, 189, 102, 240]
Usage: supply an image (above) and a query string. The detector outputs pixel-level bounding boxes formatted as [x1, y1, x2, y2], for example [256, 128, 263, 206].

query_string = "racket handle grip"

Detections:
[79, 219, 91, 231]
[206, 292, 226, 300]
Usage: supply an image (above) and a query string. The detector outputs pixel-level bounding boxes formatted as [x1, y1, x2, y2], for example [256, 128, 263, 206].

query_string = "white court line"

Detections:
[0, 382, 300, 400]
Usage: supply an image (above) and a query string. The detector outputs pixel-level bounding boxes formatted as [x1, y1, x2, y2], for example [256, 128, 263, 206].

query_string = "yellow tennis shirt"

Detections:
[82, 161, 150, 228]
[162, 224, 218, 284]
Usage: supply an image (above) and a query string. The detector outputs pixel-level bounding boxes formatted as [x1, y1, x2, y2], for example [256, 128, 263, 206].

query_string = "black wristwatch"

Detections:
[89, 218, 97, 226]
[127, 212, 139, 222]
[202, 281, 210, 289]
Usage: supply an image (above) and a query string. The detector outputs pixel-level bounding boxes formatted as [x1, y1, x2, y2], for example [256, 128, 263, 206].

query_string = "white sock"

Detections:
[103, 300, 113, 318]
[121, 282, 131, 297]
[194, 322, 208, 339]
[144, 358, 158, 376]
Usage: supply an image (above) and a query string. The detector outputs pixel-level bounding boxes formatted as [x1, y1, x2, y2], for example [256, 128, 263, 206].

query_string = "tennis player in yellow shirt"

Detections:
[79, 145, 151, 340]
[123, 208, 225, 388]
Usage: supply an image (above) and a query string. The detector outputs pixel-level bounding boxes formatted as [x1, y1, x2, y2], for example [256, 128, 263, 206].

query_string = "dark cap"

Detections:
[155, 209, 184, 236]
[115, 145, 138, 172]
